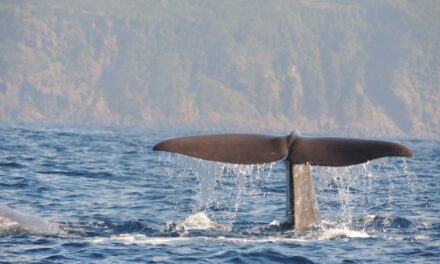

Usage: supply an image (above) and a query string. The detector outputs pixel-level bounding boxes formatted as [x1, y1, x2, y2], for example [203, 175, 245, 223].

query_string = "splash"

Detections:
[158, 154, 277, 225]
[315, 227, 370, 240]
[181, 156, 275, 225]
[313, 158, 415, 231]
[157, 153, 415, 238]
[182, 212, 230, 231]
[161, 212, 231, 235]
[91, 225, 370, 246]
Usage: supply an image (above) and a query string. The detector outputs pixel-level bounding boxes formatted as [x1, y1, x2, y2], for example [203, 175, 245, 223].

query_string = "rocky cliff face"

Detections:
[0, 1, 439, 137]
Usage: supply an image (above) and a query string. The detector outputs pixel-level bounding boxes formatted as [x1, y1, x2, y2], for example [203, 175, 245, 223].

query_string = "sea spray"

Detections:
[163, 154, 276, 226]
[313, 158, 415, 231]
[157, 152, 415, 235]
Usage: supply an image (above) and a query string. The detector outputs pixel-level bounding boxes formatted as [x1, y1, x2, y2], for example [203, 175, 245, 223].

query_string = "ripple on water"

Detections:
[0, 126, 438, 263]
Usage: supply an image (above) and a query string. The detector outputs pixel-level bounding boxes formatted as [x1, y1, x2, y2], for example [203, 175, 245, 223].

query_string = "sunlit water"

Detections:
[0, 126, 438, 263]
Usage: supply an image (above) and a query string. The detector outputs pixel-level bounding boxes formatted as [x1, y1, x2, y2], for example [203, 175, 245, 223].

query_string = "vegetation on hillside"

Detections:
[0, 0, 438, 137]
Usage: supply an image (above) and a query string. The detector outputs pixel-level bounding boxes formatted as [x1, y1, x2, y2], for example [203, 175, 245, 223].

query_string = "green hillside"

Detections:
[0, 0, 439, 137]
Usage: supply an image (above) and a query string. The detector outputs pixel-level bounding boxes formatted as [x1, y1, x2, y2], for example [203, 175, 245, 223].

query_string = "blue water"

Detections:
[0, 125, 438, 263]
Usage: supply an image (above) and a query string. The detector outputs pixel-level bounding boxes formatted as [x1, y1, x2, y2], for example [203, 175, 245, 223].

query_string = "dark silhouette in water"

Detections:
[154, 131, 413, 229]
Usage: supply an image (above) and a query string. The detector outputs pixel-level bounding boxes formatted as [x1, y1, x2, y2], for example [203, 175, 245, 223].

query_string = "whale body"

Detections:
[0, 204, 64, 235]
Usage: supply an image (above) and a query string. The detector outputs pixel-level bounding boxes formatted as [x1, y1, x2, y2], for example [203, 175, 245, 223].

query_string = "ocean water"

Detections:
[0, 125, 438, 263]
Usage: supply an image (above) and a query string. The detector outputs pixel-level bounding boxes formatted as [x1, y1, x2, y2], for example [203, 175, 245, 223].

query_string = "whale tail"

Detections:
[153, 131, 412, 166]
[153, 131, 413, 229]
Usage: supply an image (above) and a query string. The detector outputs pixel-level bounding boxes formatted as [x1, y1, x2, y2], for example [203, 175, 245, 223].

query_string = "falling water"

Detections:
[159, 152, 416, 234]
[313, 158, 415, 231]
[177, 156, 275, 225]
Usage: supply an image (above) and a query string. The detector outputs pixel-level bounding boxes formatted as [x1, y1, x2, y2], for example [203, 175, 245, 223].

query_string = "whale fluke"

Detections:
[288, 136, 413, 166]
[153, 131, 413, 229]
[153, 131, 413, 166]
[153, 134, 289, 164]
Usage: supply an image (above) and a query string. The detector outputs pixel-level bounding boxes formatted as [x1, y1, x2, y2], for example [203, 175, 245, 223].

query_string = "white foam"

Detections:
[90, 234, 307, 245]
[161, 212, 232, 234]
[316, 227, 370, 240]
[91, 234, 194, 245]
[90, 228, 371, 245]
[182, 212, 231, 231]
[90, 219, 372, 245]
[412, 235, 431, 241]
[384, 235, 432, 242]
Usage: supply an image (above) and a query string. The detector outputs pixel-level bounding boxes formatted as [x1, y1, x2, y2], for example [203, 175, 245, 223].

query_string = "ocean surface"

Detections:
[0, 125, 438, 263]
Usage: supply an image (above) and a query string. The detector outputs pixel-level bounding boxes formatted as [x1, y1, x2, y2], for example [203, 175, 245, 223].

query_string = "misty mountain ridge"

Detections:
[0, 0, 438, 138]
